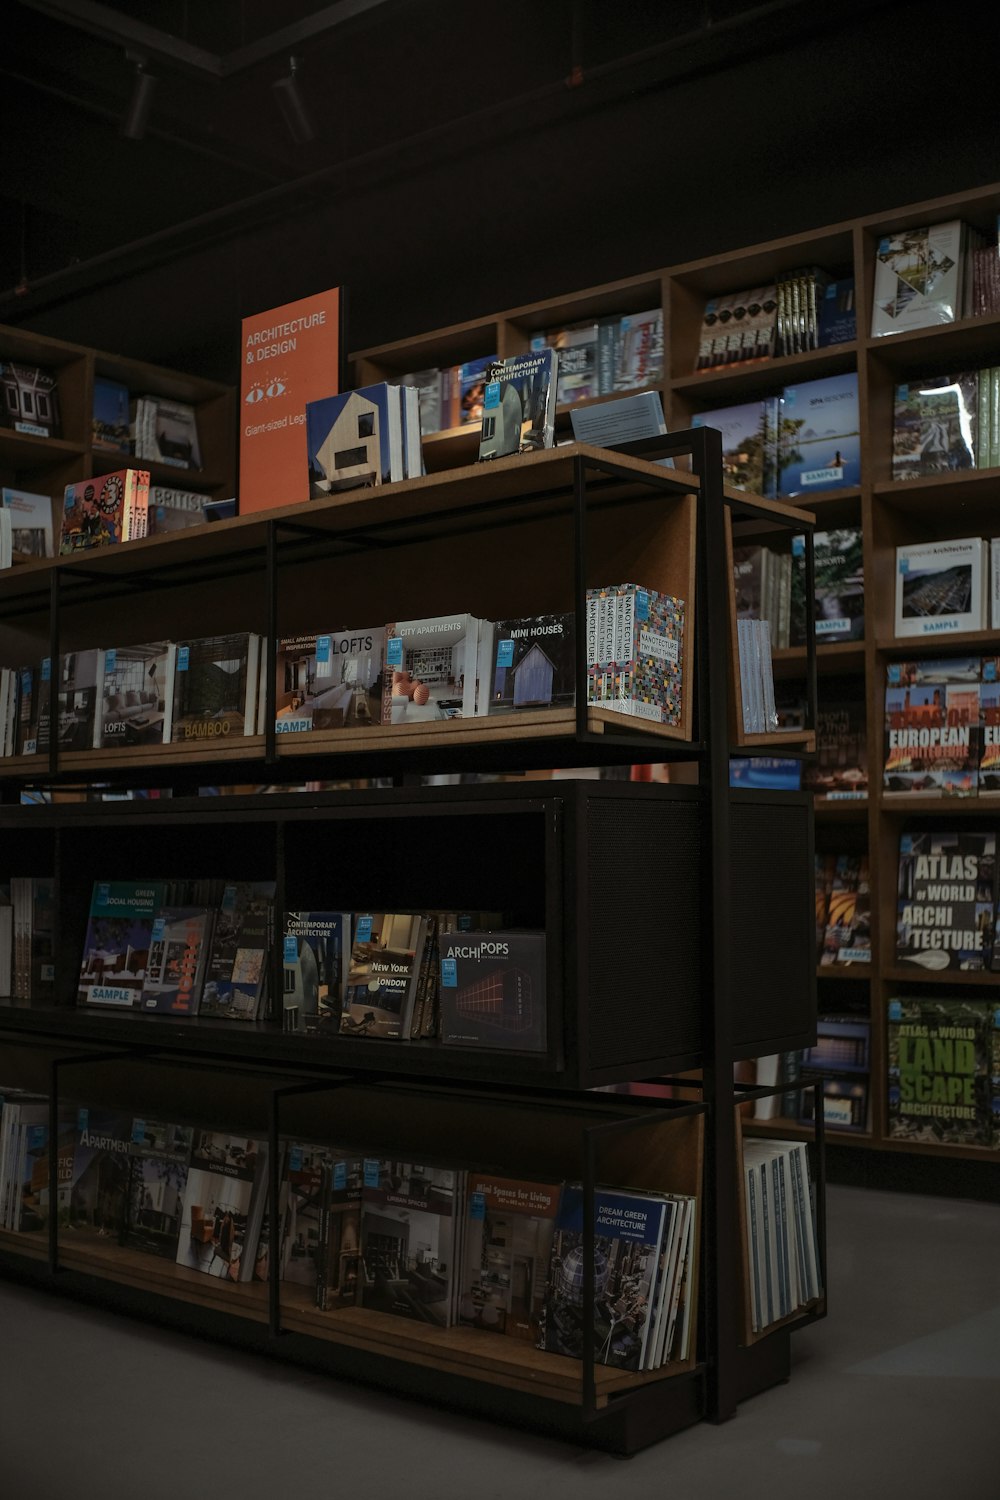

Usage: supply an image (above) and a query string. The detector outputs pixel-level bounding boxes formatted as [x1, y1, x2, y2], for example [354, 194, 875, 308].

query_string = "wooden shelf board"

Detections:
[746, 1119, 872, 1145]
[872, 466, 1000, 515]
[873, 1135, 1000, 1164]
[813, 796, 869, 820]
[879, 794, 995, 814]
[771, 642, 865, 677]
[816, 963, 872, 980]
[864, 310, 1000, 368]
[733, 731, 816, 751]
[671, 345, 857, 403]
[279, 708, 691, 757]
[279, 1290, 691, 1406]
[882, 965, 998, 986]
[0, 430, 85, 471]
[876, 629, 1000, 655]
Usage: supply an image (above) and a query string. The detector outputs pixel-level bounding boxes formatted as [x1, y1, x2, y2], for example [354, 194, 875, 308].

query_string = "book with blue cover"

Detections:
[777, 372, 860, 496]
[306, 382, 403, 495]
[282, 911, 351, 1035]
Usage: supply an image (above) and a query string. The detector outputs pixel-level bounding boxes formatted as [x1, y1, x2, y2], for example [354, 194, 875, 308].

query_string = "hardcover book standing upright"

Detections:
[124, 1119, 194, 1260]
[140, 906, 214, 1015]
[306, 383, 403, 494]
[438, 931, 546, 1051]
[0, 487, 54, 557]
[59, 469, 149, 554]
[691, 401, 778, 497]
[199, 882, 275, 1021]
[275, 628, 385, 733]
[77, 881, 169, 1009]
[175, 1130, 269, 1284]
[96, 641, 173, 749]
[585, 584, 685, 727]
[871, 220, 964, 337]
[883, 658, 980, 796]
[359, 1159, 459, 1326]
[482, 614, 575, 716]
[895, 829, 995, 971]
[777, 373, 860, 495]
[340, 913, 426, 1039]
[282, 911, 351, 1034]
[887, 995, 996, 1145]
[381, 615, 481, 724]
[168, 633, 260, 743]
[458, 1175, 561, 1341]
[478, 350, 557, 460]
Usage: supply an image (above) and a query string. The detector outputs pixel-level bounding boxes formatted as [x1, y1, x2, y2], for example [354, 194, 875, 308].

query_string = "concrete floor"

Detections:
[2, 1183, 998, 1499]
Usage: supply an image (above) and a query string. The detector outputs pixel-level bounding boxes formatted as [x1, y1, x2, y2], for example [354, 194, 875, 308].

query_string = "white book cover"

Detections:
[894, 537, 986, 636]
[382, 615, 481, 723]
[0, 509, 10, 569]
[871, 220, 964, 337]
[1, 487, 54, 558]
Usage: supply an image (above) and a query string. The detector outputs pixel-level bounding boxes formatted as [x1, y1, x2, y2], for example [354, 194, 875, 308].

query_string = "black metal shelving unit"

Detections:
[0, 435, 822, 1453]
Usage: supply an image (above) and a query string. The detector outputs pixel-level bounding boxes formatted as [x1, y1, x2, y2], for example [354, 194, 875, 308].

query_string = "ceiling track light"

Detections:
[121, 53, 158, 141]
[273, 54, 315, 145]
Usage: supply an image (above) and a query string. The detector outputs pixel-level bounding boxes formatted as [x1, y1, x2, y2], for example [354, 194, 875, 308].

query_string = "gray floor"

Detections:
[2, 1183, 999, 1499]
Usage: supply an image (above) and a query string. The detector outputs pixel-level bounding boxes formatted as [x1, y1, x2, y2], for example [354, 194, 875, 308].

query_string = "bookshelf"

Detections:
[341, 178, 1000, 1177]
[0, 431, 821, 1451]
[0, 325, 236, 532]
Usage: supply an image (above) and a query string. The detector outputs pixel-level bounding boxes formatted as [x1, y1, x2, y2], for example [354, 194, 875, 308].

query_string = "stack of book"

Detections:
[693, 271, 854, 371]
[732, 528, 864, 650]
[741, 1137, 823, 1333]
[131, 394, 202, 470]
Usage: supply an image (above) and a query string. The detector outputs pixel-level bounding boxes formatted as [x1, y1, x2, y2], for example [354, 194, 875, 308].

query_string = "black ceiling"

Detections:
[3, 0, 997, 380]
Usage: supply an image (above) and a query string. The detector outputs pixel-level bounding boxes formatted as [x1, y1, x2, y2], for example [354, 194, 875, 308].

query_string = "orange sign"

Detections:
[239, 287, 341, 513]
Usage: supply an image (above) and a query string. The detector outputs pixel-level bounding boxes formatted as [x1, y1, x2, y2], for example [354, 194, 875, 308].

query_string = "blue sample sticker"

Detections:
[635, 589, 650, 622]
[283, 936, 298, 962]
[289, 1146, 303, 1173]
[355, 915, 373, 943]
[363, 1158, 380, 1188]
[132, 1119, 146, 1144]
[27, 1125, 46, 1149]
[177, 646, 190, 671]
[333, 1160, 347, 1191]
[40, 657, 51, 681]
[457, 913, 472, 931]
[386, 638, 404, 668]
[316, 636, 331, 665]
[484, 381, 500, 409]
[77, 1108, 89, 1133]
[496, 639, 515, 668]
[441, 958, 458, 988]
[888, 999, 903, 1022]
[151, 918, 165, 941]
[105, 649, 117, 674]
[470, 1192, 486, 1221]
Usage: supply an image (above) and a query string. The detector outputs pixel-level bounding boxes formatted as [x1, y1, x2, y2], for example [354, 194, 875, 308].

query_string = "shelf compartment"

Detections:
[873, 467, 1000, 519]
[0, 430, 86, 475]
[863, 310, 1000, 370]
[670, 344, 858, 406]
[771, 642, 866, 678]
[881, 966, 999, 987]
[816, 964, 872, 980]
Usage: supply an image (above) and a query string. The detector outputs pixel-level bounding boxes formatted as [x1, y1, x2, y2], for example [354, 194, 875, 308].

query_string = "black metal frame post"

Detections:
[573, 455, 589, 740]
[47, 569, 60, 780]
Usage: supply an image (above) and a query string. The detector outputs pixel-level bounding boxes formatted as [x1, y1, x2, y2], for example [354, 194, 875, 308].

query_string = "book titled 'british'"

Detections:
[439, 931, 546, 1051]
[586, 584, 684, 726]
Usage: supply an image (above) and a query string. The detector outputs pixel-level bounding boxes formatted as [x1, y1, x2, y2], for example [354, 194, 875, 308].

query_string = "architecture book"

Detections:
[61, 1106, 134, 1237]
[0, 360, 60, 437]
[77, 880, 169, 1008]
[53, 648, 102, 751]
[894, 538, 987, 636]
[478, 349, 558, 460]
[439, 931, 546, 1051]
[892, 373, 978, 479]
[777, 373, 860, 495]
[691, 400, 778, 497]
[896, 829, 995, 972]
[148, 485, 211, 534]
[275, 627, 385, 733]
[306, 382, 404, 494]
[585, 584, 685, 727]
[458, 1175, 560, 1341]
[139, 906, 215, 1015]
[199, 882, 275, 1021]
[980, 662, 1000, 794]
[883, 657, 980, 795]
[481, 613, 575, 716]
[59, 468, 150, 553]
[567, 390, 670, 454]
[92, 376, 131, 453]
[95, 641, 173, 749]
[168, 632, 260, 743]
[887, 995, 996, 1146]
[314, 1151, 364, 1310]
[871, 220, 964, 337]
[239, 286, 342, 513]
[0, 487, 54, 557]
[123, 1119, 194, 1260]
[340, 912, 427, 1040]
[382, 615, 481, 723]
[359, 1159, 460, 1326]
[282, 911, 351, 1035]
[175, 1130, 269, 1283]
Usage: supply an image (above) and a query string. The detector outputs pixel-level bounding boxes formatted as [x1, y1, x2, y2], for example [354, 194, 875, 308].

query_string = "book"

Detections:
[0, 361, 60, 437]
[199, 882, 275, 1021]
[895, 829, 995, 971]
[979, 661, 1000, 794]
[439, 931, 546, 1051]
[540, 1183, 667, 1371]
[892, 373, 979, 479]
[399, 368, 442, 436]
[53, 648, 102, 751]
[799, 1017, 871, 1132]
[382, 615, 481, 724]
[175, 1129, 269, 1283]
[141, 396, 202, 469]
[458, 1174, 561, 1341]
[871, 220, 964, 337]
[1, 487, 55, 557]
[614, 307, 664, 390]
[92, 376, 131, 453]
[62, 1105, 134, 1238]
[803, 694, 868, 799]
[239, 287, 342, 513]
[478, 350, 558, 460]
[306, 382, 404, 494]
[278, 1144, 362, 1305]
[340, 913, 427, 1040]
[168, 632, 260, 743]
[140, 906, 215, 1014]
[818, 855, 871, 966]
[123, 1119, 195, 1259]
[777, 373, 860, 495]
[481, 613, 575, 716]
[77, 880, 169, 1008]
[585, 583, 685, 727]
[887, 995, 996, 1145]
[567, 389, 670, 454]
[95, 641, 172, 749]
[791, 528, 864, 645]
[817, 276, 856, 347]
[457, 354, 498, 426]
[531, 322, 599, 405]
[894, 537, 987, 636]
[359, 1159, 460, 1325]
[59, 469, 150, 553]
[691, 400, 777, 497]
[275, 627, 385, 733]
[147, 485, 211, 534]
[281, 912, 351, 1035]
[883, 658, 981, 796]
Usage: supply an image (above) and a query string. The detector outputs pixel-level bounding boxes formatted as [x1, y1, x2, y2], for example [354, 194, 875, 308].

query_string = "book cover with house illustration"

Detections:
[482, 614, 576, 716]
[306, 383, 402, 494]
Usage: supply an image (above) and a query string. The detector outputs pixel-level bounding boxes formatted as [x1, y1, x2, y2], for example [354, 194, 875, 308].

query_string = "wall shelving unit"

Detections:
[0, 426, 821, 1451]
